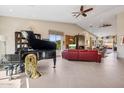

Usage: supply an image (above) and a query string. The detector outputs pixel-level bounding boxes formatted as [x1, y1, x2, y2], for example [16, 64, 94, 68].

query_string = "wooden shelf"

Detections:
[15, 31, 41, 53]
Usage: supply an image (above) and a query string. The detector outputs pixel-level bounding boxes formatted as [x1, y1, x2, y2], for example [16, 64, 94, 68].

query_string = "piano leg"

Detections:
[53, 58, 56, 68]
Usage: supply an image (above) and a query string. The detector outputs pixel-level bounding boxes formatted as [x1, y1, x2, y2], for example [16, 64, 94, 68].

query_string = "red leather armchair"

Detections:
[62, 49, 101, 63]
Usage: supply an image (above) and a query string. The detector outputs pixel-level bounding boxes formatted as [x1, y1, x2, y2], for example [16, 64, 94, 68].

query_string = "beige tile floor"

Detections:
[24, 50, 124, 88]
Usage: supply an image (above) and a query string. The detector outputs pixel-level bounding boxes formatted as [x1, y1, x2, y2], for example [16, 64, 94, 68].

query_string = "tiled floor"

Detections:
[24, 50, 124, 88]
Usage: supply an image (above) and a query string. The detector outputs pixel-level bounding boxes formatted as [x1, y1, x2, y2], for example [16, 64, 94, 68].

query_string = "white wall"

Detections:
[0, 16, 95, 54]
[117, 12, 124, 58]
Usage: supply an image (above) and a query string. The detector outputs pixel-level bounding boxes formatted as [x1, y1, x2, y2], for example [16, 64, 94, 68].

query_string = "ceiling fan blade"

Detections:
[72, 12, 80, 16]
[72, 12, 80, 14]
[72, 14, 78, 16]
[83, 8, 93, 13]
[76, 13, 81, 18]
[80, 5, 84, 11]
[82, 13, 87, 17]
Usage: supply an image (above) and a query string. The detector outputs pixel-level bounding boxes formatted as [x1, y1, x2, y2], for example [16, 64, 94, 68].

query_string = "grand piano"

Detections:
[16, 31, 56, 69]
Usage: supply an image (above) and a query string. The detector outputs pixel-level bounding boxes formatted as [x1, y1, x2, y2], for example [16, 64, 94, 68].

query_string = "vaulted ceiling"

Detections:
[0, 5, 124, 37]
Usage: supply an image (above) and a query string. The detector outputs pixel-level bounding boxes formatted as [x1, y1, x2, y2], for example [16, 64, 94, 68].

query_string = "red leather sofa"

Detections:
[62, 49, 101, 63]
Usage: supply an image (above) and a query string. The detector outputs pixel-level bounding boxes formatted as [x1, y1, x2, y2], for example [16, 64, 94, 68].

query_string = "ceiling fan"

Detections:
[99, 24, 112, 28]
[89, 24, 112, 28]
[72, 5, 93, 18]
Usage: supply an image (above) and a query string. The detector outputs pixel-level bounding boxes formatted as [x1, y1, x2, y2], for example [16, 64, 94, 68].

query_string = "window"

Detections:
[49, 30, 64, 50]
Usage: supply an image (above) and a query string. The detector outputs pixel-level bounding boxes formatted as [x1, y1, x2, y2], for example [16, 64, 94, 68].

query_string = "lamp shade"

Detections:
[0, 35, 5, 41]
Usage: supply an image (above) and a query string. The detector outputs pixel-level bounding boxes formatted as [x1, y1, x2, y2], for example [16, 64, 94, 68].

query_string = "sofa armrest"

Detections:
[62, 50, 69, 59]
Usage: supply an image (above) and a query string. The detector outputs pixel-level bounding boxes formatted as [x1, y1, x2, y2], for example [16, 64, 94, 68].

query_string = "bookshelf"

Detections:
[15, 31, 41, 53]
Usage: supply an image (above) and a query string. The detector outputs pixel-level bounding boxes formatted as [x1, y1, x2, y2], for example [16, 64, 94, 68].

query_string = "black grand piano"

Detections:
[16, 31, 56, 69]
